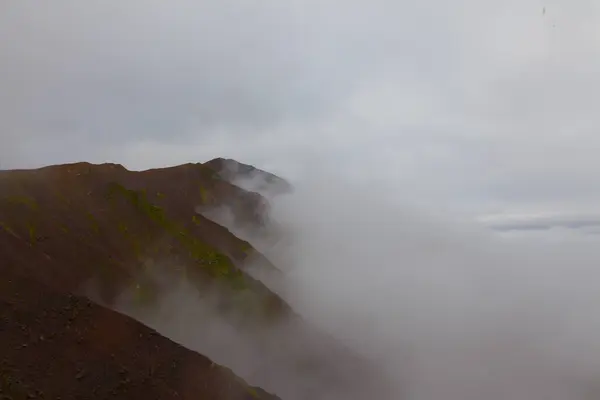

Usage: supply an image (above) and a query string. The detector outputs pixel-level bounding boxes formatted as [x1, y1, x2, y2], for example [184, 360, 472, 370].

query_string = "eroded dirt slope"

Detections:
[0, 266, 279, 400]
[0, 160, 393, 400]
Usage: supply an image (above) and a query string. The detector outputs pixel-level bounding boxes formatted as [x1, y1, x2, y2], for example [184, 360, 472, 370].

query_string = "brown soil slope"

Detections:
[0, 160, 391, 400]
[0, 161, 287, 322]
[0, 266, 279, 400]
[0, 161, 287, 399]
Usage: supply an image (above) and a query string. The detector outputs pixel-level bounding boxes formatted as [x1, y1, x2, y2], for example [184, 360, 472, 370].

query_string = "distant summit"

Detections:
[204, 158, 292, 197]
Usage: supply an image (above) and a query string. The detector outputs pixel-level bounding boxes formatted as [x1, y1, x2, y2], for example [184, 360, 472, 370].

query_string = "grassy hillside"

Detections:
[0, 162, 287, 322]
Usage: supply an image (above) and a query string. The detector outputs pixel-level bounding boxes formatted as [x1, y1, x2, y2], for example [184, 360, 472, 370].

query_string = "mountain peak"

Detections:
[204, 158, 292, 196]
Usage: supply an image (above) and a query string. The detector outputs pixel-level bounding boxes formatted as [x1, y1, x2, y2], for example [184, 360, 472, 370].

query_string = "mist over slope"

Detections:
[0, 160, 289, 400]
[211, 168, 600, 400]
[0, 268, 281, 400]
[8, 157, 600, 400]
[105, 160, 396, 400]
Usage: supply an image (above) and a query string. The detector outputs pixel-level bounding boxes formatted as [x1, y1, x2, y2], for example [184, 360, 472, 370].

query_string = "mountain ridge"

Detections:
[0, 159, 391, 400]
[0, 159, 288, 399]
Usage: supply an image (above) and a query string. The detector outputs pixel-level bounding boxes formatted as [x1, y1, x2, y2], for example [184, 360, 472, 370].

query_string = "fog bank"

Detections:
[263, 172, 600, 400]
[108, 168, 600, 400]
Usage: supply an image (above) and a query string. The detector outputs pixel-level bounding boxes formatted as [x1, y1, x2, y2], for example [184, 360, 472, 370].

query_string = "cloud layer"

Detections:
[263, 173, 600, 400]
[109, 171, 600, 399]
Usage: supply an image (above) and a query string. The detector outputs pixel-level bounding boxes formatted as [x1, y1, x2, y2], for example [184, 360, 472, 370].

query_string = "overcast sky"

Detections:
[1, 0, 600, 225]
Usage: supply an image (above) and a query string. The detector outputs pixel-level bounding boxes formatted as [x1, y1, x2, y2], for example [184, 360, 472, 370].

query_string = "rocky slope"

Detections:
[0, 160, 287, 399]
[0, 268, 279, 400]
[0, 159, 391, 400]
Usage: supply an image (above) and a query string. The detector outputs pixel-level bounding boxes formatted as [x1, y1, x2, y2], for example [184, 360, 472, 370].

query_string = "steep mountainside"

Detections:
[0, 268, 279, 400]
[0, 161, 285, 319]
[0, 160, 287, 399]
[0, 159, 392, 400]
